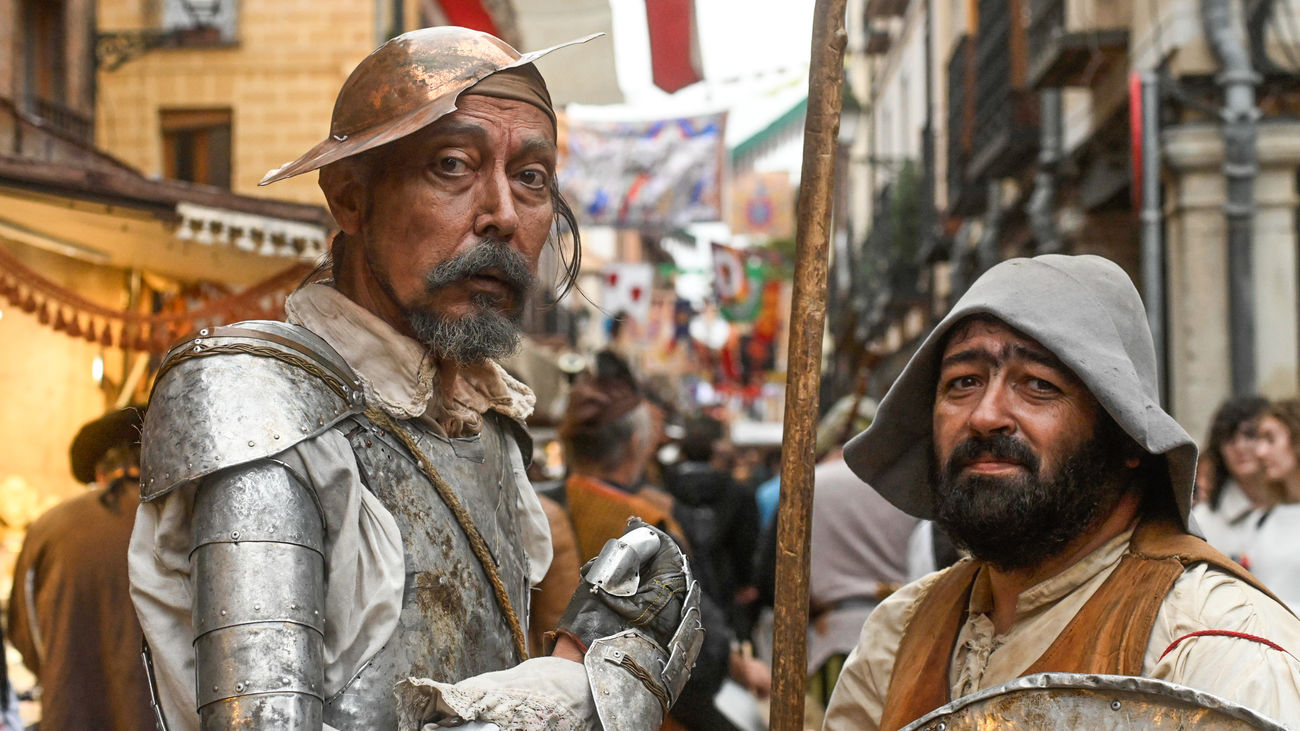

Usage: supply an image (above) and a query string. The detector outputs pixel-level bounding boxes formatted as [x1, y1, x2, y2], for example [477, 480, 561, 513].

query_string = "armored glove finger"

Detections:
[554, 518, 690, 653]
[551, 518, 703, 730]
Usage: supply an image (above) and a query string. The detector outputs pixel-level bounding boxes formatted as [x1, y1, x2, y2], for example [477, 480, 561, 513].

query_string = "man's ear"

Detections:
[319, 161, 365, 235]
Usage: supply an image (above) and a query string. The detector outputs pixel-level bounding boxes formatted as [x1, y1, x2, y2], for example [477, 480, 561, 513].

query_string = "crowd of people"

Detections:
[6, 23, 1300, 731]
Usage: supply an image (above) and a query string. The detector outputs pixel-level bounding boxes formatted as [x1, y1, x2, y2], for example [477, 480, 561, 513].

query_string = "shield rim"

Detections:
[899, 672, 1288, 730]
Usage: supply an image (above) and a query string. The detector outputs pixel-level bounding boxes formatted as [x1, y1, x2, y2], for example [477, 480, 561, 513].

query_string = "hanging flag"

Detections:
[561, 112, 725, 229]
[431, 0, 501, 36]
[600, 262, 655, 324]
[712, 242, 749, 302]
[730, 171, 795, 238]
[645, 0, 702, 93]
[712, 243, 768, 322]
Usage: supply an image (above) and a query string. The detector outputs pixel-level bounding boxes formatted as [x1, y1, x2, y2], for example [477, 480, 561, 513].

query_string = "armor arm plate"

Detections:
[191, 460, 326, 730]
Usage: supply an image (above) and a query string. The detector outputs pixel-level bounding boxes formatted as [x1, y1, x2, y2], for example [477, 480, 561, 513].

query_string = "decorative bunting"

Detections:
[0, 242, 312, 353]
[561, 112, 726, 229]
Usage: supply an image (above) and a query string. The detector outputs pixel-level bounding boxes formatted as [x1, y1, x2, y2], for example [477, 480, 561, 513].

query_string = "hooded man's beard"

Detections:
[404, 240, 537, 365]
[930, 423, 1131, 572]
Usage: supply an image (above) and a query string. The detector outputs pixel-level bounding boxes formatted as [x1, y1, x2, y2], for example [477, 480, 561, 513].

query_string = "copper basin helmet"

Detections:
[260, 26, 599, 186]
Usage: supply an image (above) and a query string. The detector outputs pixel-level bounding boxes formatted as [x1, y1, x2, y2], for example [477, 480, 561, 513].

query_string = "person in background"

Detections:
[1242, 398, 1300, 610]
[525, 493, 582, 655]
[7, 408, 154, 731]
[1, 622, 23, 731]
[805, 446, 917, 727]
[558, 351, 768, 730]
[662, 415, 760, 638]
[1191, 395, 1274, 562]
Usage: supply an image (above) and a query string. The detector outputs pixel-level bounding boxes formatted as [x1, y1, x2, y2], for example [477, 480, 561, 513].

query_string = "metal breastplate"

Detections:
[323, 412, 530, 729]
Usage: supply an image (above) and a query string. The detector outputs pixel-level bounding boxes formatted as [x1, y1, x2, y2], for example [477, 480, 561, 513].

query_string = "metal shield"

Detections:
[900, 672, 1287, 730]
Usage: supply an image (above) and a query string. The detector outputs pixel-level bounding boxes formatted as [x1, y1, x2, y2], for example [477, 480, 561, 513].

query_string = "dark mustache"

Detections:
[423, 239, 535, 295]
[944, 433, 1041, 480]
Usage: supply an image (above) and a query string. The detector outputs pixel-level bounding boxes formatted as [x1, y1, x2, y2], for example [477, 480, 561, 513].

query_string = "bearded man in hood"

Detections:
[822, 255, 1300, 729]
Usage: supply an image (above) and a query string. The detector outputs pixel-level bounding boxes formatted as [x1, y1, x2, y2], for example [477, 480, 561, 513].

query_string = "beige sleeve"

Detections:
[823, 570, 947, 731]
[1145, 563, 1300, 725]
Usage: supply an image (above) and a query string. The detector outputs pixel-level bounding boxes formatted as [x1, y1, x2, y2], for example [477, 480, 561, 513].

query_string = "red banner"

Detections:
[645, 0, 702, 93]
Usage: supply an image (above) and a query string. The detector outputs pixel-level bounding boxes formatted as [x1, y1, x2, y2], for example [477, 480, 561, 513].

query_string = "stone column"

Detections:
[1164, 120, 1300, 443]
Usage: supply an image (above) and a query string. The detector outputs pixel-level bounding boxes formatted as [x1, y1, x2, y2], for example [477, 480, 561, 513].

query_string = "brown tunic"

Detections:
[7, 487, 154, 731]
[878, 519, 1287, 730]
[563, 473, 684, 562]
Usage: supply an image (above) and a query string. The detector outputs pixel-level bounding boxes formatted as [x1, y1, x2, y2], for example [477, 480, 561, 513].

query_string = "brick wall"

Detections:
[95, 0, 377, 205]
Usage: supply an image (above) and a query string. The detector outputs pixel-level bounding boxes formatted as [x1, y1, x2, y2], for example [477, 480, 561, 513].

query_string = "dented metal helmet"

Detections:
[260, 26, 599, 186]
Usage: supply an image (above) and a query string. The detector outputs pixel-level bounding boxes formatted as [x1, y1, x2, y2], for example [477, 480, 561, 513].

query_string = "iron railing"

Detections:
[26, 95, 93, 145]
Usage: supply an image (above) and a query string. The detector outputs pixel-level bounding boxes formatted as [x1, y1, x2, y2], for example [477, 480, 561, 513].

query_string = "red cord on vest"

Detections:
[1159, 629, 1297, 662]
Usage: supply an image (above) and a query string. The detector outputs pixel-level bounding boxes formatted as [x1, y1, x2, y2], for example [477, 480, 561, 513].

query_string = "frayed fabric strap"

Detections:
[1159, 630, 1296, 662]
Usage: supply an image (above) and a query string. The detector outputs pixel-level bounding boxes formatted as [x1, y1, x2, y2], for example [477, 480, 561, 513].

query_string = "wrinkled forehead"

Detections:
[940, 314, 1050, 358]
[937, 314, 1085, 384]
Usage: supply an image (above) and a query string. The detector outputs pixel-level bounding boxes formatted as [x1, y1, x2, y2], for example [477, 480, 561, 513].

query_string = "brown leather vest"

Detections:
[564, 473, 684, 561]
[878, 519, 1285, 730]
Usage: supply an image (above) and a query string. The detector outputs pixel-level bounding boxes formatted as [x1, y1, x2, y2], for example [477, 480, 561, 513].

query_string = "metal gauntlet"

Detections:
[191, 461, 326, 729]
[555, 520, 704, 730]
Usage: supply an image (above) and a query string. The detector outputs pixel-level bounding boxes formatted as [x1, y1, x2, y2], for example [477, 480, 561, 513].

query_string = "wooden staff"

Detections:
[770, 2, 847, 730]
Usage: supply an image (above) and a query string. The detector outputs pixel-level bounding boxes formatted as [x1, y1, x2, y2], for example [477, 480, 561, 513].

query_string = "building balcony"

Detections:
[864, 0, 909, 20]
[1026, 0, 1130, 89]
[864, 25, 891, 55]
[26, 95, 94, 146]
[946, 35, 985, 215]
[968, 0, 1038, 180]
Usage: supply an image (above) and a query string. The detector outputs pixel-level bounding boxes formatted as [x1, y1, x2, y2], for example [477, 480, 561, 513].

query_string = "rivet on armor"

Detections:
[936, 723, 946, 731]
[220, 610, 227, 616]
[231, 531, 240, 540]
[192, 345, 202, 353]
[235, 682, 245, 692]
[254, 604, 261, 611]
[1110, 700, 1122, 711]
[200, 328, 210, 336]
[273, 434, 281, 440]
[212, 685, 218, 692]
[248, 440, 255, 447]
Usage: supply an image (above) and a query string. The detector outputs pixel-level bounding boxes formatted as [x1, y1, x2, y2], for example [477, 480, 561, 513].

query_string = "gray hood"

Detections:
[842, 254, 1198, 528]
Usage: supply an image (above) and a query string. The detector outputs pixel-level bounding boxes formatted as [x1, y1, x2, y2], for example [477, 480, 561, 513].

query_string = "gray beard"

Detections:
[407, 300, 522, 365]
[402, 239, 535, 364]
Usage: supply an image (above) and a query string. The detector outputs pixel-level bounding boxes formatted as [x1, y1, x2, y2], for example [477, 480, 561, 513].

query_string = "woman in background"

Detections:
[1243, 397, 1300, 610]
[1191, 395, 1273, 562]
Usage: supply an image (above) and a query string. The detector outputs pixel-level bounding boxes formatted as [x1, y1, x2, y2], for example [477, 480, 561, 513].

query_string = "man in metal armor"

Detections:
[822, 255, 1300, 729]
[129, 26, 701, 730]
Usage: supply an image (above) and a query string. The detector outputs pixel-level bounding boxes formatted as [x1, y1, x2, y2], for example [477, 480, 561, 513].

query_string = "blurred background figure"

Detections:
[525, 493, 583, 656]
[1244, 398, 1300, 610]
[6, 408, 154, 731]
[661, 414, 760, 640]
[1191, 395, 1274, 562]
[557, 350, 764, 730]
[1, 623, 19, 731]
[804, 397, 915, 727]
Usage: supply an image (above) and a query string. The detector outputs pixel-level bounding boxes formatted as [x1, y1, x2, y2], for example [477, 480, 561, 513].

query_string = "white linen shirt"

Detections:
[823, 527, 1300, 730]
